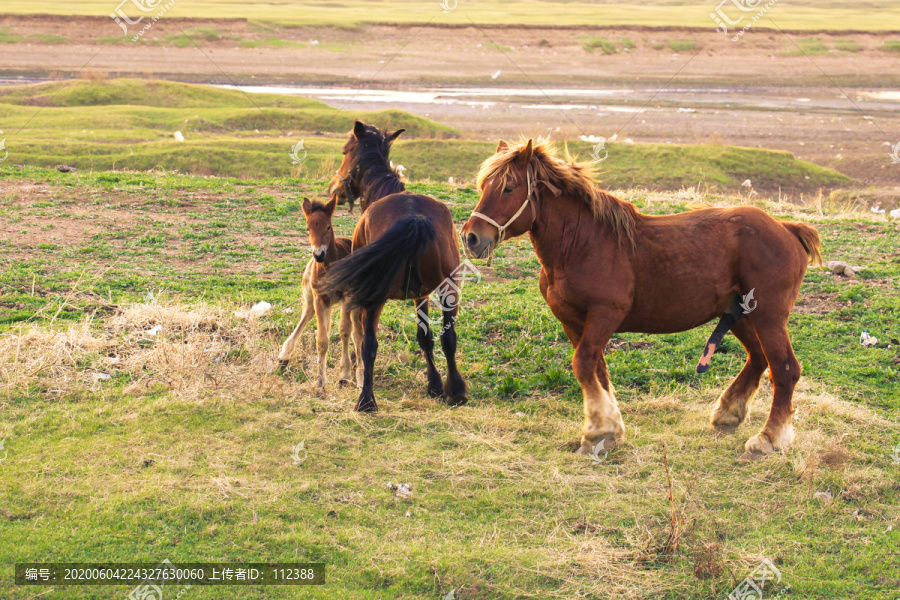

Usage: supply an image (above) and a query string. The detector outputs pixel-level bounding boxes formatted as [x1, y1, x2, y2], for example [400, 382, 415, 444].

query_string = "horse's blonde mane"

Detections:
[476, 138, 637, 247]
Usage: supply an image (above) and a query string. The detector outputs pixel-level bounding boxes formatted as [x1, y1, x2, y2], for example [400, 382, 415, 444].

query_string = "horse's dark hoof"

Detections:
[355, 393, 378, 413]
[427, 386, 443, 399]
[442, 394, 468, 407]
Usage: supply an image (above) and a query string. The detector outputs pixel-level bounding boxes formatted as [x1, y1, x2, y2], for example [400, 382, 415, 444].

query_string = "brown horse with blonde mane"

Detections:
[318, 121, 467, 412]
[461, 139, 822, 460]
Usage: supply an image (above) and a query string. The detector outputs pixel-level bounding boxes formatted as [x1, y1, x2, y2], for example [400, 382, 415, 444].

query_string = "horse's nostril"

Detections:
[466, 232, 479, 248]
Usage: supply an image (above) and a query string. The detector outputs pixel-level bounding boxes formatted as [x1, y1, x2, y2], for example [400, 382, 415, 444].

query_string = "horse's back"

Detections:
[353, 192, 460, 294]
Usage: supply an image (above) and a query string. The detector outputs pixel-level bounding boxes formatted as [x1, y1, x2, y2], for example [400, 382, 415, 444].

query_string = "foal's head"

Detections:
[328, 120, 405, 212]
[462, 139, 536, 259]
[302, 196, 337, 263]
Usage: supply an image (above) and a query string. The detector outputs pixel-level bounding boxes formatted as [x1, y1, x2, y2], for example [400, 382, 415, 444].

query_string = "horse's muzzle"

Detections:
[461, 230, 494, 260]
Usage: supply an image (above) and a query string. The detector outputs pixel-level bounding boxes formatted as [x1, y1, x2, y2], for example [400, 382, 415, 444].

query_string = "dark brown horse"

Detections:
[319, 121, 467, 412]
[461, 139, 823, 460]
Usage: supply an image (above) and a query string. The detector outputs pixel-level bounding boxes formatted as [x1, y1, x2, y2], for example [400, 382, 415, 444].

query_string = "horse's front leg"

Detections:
[572, 312, 626, 454]
[313, 296, 333, 393]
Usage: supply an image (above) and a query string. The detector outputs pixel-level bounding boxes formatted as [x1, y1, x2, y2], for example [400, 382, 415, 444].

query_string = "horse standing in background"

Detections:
[461, 139, 822, 460]
[320, 121, 468, 412]
[278, 197, 358, 391]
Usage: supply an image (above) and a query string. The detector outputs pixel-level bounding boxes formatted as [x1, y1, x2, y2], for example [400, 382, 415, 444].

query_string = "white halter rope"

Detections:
[469, 165, 561, 261]
[469, 166, 538, 246]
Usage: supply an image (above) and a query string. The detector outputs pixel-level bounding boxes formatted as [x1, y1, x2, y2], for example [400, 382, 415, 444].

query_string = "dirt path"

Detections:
[1, 16, 899, 189]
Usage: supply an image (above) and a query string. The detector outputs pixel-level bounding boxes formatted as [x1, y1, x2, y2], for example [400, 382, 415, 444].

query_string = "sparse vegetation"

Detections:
[882, 39, 900, 52]
[583, 36, 618, 54]
[788, 37, 830, 55]
[0, 164, 898, 599]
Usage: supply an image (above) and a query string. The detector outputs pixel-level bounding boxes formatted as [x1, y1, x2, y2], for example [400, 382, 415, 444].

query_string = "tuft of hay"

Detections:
[0, 299, 320, 401]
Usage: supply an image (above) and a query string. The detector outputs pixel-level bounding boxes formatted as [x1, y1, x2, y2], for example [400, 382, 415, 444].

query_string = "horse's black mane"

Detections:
[356, 125, 405, 205]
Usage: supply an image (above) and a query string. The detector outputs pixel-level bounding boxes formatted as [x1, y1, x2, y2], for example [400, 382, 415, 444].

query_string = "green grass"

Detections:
[787, 37, 830, 55]
[0, 79, 849, 193]
[882, 40, 900, 52]
[834, 39, 862, 52]
[660, 39, 699, 52]
[0, 27, 68, 44]
[0, 166, 898, 599]
[0, 1, 899, 29]
[583, 37, 618, 54]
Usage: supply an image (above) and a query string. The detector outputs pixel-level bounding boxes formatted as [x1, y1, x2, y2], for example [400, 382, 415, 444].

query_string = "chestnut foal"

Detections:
[461, 139, 823, 460]
[278, 197, 359, 391]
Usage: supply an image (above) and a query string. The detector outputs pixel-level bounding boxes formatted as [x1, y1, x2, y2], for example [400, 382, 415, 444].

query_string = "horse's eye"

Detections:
[503, 187, 514, 194]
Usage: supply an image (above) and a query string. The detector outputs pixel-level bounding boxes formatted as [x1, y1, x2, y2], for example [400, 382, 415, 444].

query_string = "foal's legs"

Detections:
[337, 299, 354, 386]
[355, 304, 384, 412]
[415, 298, 445, 398]
[710, 319, 769, 432]
[573, 314, 626, 453]
[277, 284, 316, 365]
[350, 308, 364, 388]
[742, 318, 801, 458]
[440, 300, 467, 406]
[313, 296, 333, 391]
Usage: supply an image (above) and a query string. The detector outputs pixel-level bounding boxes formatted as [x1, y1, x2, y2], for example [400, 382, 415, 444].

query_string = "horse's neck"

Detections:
[361, 166, 405, 204]
[529, 193, 607, 272]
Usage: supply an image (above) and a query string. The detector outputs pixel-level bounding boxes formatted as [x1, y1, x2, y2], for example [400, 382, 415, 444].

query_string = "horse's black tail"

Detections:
[317, 216, 436, 310]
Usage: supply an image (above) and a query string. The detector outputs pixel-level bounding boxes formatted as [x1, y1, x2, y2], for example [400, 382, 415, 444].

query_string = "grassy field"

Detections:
[0, 80, 851, 194]
[2, 0, 900, 29]
[0, 165, 898, 599]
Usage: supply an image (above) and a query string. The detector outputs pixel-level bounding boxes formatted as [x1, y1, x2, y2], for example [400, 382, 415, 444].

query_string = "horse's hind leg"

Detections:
[415, 298, 444, 398]
[710, 319, 768, 432]
[351, 308, 364, 388]
[355, 304, 384, 413]
[439, 301, 467, 406]
[741, 318, 801, 458]
[277, 284, 316, 365]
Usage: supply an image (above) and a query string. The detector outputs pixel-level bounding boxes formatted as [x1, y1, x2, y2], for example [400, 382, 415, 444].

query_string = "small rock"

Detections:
[813, 491, 833, 503]
[173, 131, 185, 142]
[57, 165, 77, 173]
[827, 260, 850, 276]
[860, 331, 878, 347]
[396, 483, 412, 500]
[742, 179, 753, 188]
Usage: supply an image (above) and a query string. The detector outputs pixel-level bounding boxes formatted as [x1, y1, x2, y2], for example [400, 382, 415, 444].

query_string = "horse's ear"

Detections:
[353, 120, 367, 139]
[497, 140, 509, 152]
[324, 195, 337, 216]
[386, 129, 406, 144]
[301, 197, 312, 216]
[517, 139, 534, 166]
